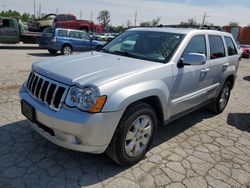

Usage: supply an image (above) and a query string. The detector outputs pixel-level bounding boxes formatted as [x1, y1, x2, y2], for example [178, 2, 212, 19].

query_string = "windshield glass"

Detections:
[100, 30, 184, 63]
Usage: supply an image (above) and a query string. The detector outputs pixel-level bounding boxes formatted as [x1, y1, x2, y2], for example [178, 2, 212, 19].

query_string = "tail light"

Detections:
[51, 37, 56, 44]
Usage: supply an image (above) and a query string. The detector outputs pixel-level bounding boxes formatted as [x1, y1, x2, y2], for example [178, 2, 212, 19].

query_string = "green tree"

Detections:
[97, 10, 111, 29]
[21, 12, 31, 22]
[116, 25, 125, 33]
[229, 22, 239, 27]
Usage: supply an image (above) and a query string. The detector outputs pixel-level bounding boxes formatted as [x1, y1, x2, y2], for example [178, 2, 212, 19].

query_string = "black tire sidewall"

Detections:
[216, 82, 231, 113]
[61, 45, 72, 55]
[115, 103, 157, 165]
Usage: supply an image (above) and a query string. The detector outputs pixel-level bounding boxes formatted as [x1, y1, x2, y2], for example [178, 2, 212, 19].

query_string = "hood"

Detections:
[32, 52, 160, 86]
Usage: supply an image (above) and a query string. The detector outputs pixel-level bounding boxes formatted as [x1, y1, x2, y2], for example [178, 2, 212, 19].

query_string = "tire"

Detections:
[209, 82, 231, 114]
[48, 49, 57, 55]
[61, 45, 72, 55]
[106, 102, 157, 166]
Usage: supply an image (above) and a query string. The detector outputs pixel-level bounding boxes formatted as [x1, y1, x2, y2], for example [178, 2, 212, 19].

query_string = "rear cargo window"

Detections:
[58, 30, 68, 37]
[209, 35, 225, 59]
[224, 36, 237, 56]
[43, 28, 55, 37]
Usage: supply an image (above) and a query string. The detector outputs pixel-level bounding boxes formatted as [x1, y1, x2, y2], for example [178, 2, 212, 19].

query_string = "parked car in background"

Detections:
[39, 27, 105, 55]
[97, 33, 116, 41]
[28, 14, 57, 32]
[240, 44, 250, 59]
[0, 17, 41, 44]
[54, 14, 104, 33]
[21, 27, 239, 165]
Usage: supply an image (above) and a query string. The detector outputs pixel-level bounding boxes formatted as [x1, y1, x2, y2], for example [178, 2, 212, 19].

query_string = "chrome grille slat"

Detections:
[28, 74, 35, 90]
[50, 86, 59, 108]
[38, 79, 45, 100]
[26, 72, 68, 111]
[44, 83, 51, 105]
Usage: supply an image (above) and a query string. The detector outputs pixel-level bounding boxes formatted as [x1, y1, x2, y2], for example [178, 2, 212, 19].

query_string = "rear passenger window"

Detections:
[183, 35, 206, 57]
[209, 35, 225, 59]
[69, 31, 80, 39]
[66, 15, 75, 21]
[224, 36, 237, 56]
[58, 30, 68, 37]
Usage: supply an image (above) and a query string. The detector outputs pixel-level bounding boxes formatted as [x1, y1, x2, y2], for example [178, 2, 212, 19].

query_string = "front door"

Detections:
[170, 35, 211, 116]
[0, 18, 19, 43]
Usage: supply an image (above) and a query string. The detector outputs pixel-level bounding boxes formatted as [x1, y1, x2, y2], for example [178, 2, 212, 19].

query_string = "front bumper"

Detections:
[19, 86, 123, 154]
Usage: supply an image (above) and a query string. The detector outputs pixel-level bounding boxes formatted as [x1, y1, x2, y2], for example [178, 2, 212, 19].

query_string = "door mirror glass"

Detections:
[182, 53, 206, 66]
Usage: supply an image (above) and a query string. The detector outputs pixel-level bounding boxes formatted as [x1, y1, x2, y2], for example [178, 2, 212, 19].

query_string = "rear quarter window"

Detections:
[224, 36, 237, 56]
[58, 30, 68, 37]
[209, 35, 225, 59]
[43, 28, 55, 37]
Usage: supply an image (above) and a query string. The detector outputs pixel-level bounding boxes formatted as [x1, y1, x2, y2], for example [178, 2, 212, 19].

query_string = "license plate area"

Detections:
[21, 100, 36, 122]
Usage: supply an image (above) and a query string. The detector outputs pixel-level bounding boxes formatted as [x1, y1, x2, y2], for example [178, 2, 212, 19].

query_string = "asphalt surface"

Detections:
[0, 44, 250, 188]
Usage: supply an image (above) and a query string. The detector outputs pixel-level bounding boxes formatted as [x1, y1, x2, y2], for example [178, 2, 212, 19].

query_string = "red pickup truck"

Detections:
[54, 14, 104, 33]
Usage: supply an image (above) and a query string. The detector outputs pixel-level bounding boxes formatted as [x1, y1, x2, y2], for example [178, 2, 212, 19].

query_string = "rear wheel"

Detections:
[48, 49, 57, 55]
[210, 82, 231, 114]
[61, 45, 72, 55]
[106, 102, 157, 166]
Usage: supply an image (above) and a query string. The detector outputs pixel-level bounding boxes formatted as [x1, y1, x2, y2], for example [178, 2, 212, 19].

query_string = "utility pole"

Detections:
[33, 0, 36, 19]
[39, 3, 41, 18]
[90, 11, 93, 21]
[202, 12, 209, 26]
[134, 11, 137, 26]
[80, 10, 82, 19]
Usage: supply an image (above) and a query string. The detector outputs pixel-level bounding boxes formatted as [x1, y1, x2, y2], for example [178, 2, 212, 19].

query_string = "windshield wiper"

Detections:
[113, 51, 135, 58]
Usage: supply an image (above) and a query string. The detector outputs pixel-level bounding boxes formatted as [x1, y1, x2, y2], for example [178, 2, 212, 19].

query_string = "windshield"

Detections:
[100, 30, 184, 63]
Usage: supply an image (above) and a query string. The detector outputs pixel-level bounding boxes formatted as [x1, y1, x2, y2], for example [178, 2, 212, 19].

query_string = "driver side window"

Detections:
[183, 35, 207, 58]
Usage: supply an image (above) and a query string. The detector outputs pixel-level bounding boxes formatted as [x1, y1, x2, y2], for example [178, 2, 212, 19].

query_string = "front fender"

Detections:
[102, 80, 171, 120]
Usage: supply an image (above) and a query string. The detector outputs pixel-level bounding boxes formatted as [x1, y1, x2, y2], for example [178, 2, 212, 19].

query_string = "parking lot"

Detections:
[0, 44, 250, 188]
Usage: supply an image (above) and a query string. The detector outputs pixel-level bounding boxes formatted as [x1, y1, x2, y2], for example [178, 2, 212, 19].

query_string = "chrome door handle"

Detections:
[223, 63, 230, 67]
[201, 68, 210, 73]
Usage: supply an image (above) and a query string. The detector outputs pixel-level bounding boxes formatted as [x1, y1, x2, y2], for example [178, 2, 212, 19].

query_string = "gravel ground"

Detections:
[0, 44, 250, 188]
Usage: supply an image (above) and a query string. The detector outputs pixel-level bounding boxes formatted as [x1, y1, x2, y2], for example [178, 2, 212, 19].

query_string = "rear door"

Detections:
[0, 18, 20, 43]
[205, 35, 228, 98]
[39, 27, 55, 45]
[68, 30, 83, 51]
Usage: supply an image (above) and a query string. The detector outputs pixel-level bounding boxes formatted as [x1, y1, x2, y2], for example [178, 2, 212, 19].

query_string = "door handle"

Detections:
[201, 68, 210, 73]
[223, 63, 230, 67]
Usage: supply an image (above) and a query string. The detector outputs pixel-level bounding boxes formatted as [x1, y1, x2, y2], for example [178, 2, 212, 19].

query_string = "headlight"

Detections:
[65, 86, 107, 113]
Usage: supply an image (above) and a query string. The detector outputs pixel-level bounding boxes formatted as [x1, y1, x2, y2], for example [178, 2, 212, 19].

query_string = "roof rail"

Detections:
[157, 24, 223, 31]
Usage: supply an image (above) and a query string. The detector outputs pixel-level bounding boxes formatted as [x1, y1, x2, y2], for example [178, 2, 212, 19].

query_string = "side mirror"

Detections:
[178, 53, 206, 68]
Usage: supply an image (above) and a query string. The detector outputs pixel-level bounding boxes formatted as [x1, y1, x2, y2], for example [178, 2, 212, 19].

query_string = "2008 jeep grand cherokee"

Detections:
[20, 27, 239, 165]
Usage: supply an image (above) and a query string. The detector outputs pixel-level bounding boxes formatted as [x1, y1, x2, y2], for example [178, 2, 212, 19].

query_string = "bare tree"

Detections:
[140, 17, 161, 27]
[97, 10, 111, 29]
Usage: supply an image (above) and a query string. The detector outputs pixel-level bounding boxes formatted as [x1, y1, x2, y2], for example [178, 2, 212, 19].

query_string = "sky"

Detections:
[0, 0, 250, 26]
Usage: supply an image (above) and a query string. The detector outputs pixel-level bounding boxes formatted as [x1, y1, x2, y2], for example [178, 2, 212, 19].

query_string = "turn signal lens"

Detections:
[87, 96, 107, 113]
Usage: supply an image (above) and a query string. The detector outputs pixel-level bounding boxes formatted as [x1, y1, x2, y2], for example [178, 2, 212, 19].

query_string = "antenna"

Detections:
[202, 12, 210, 26]
[134, 11, 137, 26]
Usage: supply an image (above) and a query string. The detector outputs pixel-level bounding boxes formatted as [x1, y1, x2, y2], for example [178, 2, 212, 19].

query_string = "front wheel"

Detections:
[106, 102, 157, 166]
[61, 45, 72, 55]
[210, 82, 231, 113]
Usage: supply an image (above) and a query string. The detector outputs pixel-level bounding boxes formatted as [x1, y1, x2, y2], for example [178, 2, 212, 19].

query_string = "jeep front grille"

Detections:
[26, 72, 68, 111]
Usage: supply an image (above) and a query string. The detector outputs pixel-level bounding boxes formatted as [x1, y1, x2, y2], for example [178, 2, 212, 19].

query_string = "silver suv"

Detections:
[20, 27, 239, 165]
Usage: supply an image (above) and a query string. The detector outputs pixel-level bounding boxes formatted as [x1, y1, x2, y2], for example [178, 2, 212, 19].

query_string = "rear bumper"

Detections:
[19, 85, 123, 154]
